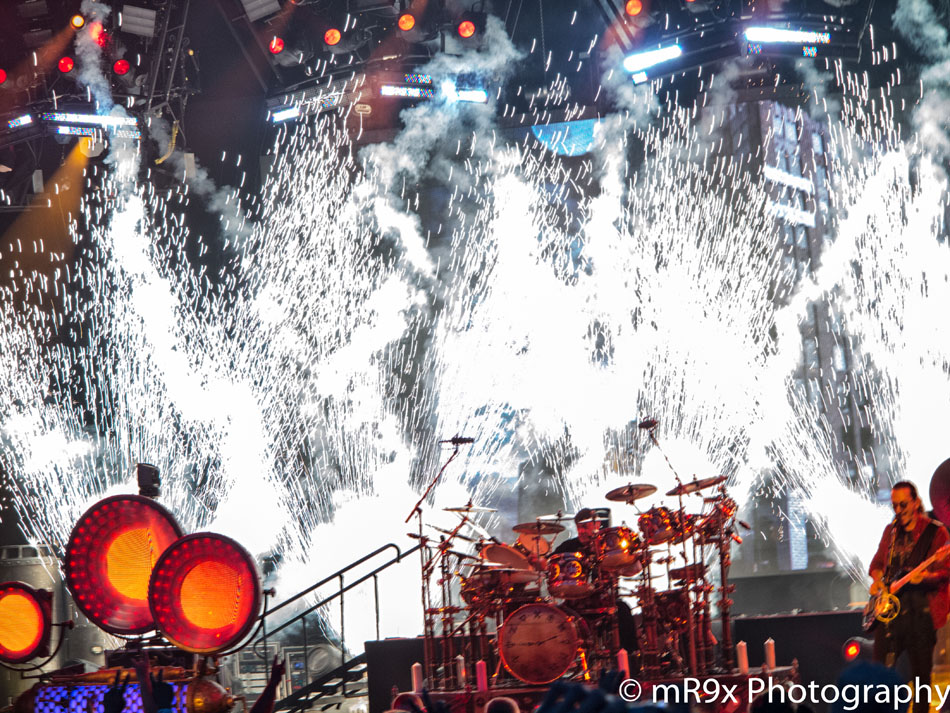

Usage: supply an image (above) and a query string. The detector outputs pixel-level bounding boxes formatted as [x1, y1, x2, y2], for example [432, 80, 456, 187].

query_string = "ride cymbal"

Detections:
[666, 476, 727, 496]
[513, 521, 564, 535]
[444, 504, 497, 513]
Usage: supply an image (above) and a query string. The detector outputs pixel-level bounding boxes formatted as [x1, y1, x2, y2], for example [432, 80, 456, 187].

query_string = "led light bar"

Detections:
[270, 106, 300, 123]
[56, 125, 140, 139]
[380, 85, 434, 98]
[456, 88, 488, 103]
[404, 73, 432, 85]
[623, 44, 683, 74]
[42, 112, 138, 128]
[744, 27, 831, 44]
[8, 114, 33, 129]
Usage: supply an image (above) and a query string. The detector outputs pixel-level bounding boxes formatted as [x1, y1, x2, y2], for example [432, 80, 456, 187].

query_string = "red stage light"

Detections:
[268, 36, 284, 54]
[457, 20, 476, 38]
[324, 28, 341, 46]
[0, 69, 6, 85]
[113, 59, 130, 75]
[64, 494, 183, 635]
[398, 13, 416, 31]
[625, 0, 643, 15]
[0, 582, 51, 664]
[71, 14, 85, 29]
[58, 57, 75, 73]
[844, 642, 860, 660]
[149, 533, 261, 654]
[90, 23, 109, 47]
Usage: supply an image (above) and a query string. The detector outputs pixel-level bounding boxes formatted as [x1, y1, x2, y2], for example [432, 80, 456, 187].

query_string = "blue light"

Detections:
[622, 44, 682, 74]
[42, 112, 137, 127]
[380, 85, 434, 98]
[531, 118, 602, 157]
[744, 27, 831, 44]
[271, 106, 300, 122]
[803, 46, 818, 57]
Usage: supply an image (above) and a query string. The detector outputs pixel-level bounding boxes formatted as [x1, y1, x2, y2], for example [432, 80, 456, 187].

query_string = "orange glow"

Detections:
[106, 528, 157, 600]
[71, 14, 85, 29]
[844, 642, 860, 660]
[457, 20, 475, 38]
[324, 28, 341, 46]
[180, 561, 242, 629]
[268, 36, 284, 54]
[625, 0, 643, 15]
[89, 22, 108, 47]
[0, 593, 42, 655]
[398, 13, 416, 31]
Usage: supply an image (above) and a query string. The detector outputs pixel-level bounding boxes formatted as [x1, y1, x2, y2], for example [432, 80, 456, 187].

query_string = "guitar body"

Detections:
[863, 591, 901, 633]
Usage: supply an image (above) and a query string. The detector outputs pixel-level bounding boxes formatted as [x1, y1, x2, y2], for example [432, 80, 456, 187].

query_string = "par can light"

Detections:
[149, 533, 262, 654]
[64, 495, 183, 635]
[0, 582, 51, 664]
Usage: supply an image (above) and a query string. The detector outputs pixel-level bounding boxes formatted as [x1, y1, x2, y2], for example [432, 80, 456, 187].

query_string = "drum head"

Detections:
[499, 603, 578, 684]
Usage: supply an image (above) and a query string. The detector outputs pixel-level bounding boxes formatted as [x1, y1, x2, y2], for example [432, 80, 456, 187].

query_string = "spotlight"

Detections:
[149, 533, 262, 654]
[842, 637, 872, 662]
[113, 58, 131, 75]
[625, 0, 642, 15]
[744, 27, 831, 44]
[119, 5, 157, 37]
[0, 582, 52, 664]
[268, 36, 284, 54]
[64, 494, 184, 635]
[71, 14, 85, 28]
[58, 56, 74, 73]
[0, 69, 6, 85]
[457, 20, 475, 38]
[89, 22, 109, 47]
[456, 11, 485, 39]
[324, 27, 342, 46]
[398, 13, 416, 31]
[623, 44, 682, 73]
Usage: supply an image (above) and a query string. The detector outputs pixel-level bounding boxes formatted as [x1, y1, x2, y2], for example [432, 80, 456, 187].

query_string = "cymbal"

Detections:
[428, 525, 479, 543]
[513, 520, 564, 535]
[444, 504, 497, 513]
[606, 484, 658, 503]
[666, 476, 727, 497]
[538, 512, 576, 521]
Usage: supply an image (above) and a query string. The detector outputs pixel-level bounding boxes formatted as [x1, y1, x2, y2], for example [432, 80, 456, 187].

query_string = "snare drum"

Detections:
[595, 526, 641, 569]
[546, 552, 595, 599]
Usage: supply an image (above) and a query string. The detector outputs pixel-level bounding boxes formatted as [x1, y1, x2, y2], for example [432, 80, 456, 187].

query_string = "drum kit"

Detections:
[412, 475, 748, 690]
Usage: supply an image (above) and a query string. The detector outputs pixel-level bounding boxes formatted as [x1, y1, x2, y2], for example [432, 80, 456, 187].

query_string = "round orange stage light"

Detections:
[457, 20, 476, 38]
[324, 28, 341, 46]
[0, 582, 50, 664]
[268, 36, 284, 54]
[149, 533, 262, 654]
[397, 13, 416, 31]
[625, 0, 643, 15]
[71, 14, 85, 29]
[58, 57, 75, 73]
[64, 494, 183, 635]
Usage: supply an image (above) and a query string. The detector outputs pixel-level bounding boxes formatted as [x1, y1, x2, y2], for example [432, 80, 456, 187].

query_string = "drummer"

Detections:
[554, 508, 609, 554]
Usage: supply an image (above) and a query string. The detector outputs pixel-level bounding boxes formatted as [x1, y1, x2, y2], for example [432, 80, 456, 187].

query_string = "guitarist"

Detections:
[869, 481, 950, 713]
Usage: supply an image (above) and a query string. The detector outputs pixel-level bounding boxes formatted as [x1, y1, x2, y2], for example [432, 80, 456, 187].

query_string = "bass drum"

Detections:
[498, 603, 579, 684]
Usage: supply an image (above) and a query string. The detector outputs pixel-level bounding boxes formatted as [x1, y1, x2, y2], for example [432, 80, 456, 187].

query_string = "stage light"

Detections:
[622, 44, 682, 73]
[841, 637, 872, 661]
[0, 582, 52, 664]
[90, 22, 109, 47]
[42, 112, 138, 127]
[744, 27, 831, 44]
[64, 494, 183, 635]
[71, 14, 85, 29]
[113, 59, 130, 75]
[120, 5, 158, 37]
[0, 69, 6, 85]
[268, 36, 284, 54]
[625, 0, 643, 15]
[457, 20, 475, 38]
[398, 13, 416, 31]
[270, 106, 300, 122]
[8, 114, 33, 129]
[149, 533, 262, 654]
[324, 28, 342, 46]
[58, 56, 74, 73]
[381, 85, 433, 98]
[239, 0, 281, 22]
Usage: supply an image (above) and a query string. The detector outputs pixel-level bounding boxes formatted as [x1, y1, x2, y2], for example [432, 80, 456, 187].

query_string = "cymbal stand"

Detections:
[714, 490, 737, 671]
[643, 424, 699, 676]
[638, 549, 661, 679]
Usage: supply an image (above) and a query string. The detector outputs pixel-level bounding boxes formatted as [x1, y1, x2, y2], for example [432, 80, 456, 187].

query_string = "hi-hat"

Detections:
[444, 504, 497, 513]
[606, 484, 658, 502]
[513, 521, 564, 535]
[666, 476, 727, 496]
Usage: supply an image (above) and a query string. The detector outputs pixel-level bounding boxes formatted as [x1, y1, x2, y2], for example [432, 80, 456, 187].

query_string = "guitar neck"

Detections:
[891, 545, 950, 594]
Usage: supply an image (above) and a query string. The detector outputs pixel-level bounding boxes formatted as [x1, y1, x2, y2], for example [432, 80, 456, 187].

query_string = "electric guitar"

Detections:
[863, 543, 950, 632]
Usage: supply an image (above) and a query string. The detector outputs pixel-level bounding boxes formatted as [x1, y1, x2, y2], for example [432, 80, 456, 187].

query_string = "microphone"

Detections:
[440, 435, 475, 445]
[638, 418, 658, 430]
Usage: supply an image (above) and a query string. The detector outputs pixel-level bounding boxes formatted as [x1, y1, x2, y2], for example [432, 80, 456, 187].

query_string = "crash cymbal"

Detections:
[428, 525, 479, 543]
[606, 484, 658, 503]
[513, 520, 564, 535]
[444, 504, 497, 513]
[666, 476, 727, 497]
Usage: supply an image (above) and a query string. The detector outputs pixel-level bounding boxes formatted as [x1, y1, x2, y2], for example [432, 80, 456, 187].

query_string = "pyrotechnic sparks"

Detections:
[0, 6, 949, 651]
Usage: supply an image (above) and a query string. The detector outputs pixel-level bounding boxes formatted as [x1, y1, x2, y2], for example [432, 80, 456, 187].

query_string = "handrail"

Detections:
[251, 542, 423, 659]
